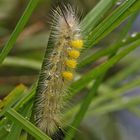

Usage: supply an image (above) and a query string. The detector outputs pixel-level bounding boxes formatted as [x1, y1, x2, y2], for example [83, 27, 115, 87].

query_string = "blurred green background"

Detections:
[0, 0, 140, 140]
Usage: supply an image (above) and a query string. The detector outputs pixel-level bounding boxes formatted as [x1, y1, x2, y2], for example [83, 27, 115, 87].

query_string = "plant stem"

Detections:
[0, 0, 39, 64]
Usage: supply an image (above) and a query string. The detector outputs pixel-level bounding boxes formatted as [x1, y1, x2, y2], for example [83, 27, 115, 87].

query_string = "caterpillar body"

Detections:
[32, 4, 83, 138]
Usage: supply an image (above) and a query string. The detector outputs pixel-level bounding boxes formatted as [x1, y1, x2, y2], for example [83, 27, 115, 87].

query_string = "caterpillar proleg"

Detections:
[32, 4, 83, 138]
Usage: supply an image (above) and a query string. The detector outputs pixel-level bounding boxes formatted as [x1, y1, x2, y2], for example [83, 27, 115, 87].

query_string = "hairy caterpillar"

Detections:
[32, 4, 83, 138]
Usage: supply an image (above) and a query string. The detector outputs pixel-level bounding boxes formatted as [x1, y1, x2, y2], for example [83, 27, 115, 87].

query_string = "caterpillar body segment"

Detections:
[32, 5, 83, 137]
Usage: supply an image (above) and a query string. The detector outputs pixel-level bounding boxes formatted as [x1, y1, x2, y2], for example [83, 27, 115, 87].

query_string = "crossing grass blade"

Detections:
[5, 109, 52, 140]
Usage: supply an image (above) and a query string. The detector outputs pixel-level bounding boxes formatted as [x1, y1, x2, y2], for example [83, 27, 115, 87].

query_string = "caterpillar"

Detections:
[32, 4, 83, 139]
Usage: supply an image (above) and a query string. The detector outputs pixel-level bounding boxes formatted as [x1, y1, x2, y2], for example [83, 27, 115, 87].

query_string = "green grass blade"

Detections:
[128, 107, 140, 118]
[5, 109, 52, 140]
[3, 57, 41, 70]
[90, 77, 140, 109]
[107, 60, 140, 87]
[108, 11, 139, 57]
[117, 11, 139, 40]
[78, 33, 140, 68]
[14, 84, 36, 110]
[65, 76, 103, 140]
[4, 124, 22, 140]
[0, 128, 8, 139]
[87, 0, 140, 47]
[4, 101, 33, 140]
[0, 84, 26, 117]
[81, 0, 117, 34]
[0, 0, 39, 64]
[91, 95, 140, 116]
[0, 117, 11, 139]
[64, 77, 140, 125]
